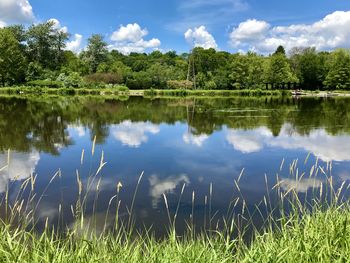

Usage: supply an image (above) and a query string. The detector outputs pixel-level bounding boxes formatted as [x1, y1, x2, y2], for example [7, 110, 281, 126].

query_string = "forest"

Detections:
[1, 21, 350, 90]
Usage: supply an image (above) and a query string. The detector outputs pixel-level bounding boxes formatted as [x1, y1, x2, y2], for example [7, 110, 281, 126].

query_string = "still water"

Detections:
[0, 96, 349, 234]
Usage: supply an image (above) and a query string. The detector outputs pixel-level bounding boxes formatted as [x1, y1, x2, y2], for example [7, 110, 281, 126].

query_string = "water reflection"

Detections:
[226, 124, 350, 162]
[0, 96, 350, 234]
[111, 121, 160, 147]
[0, 151, 40, 193]
[183, 132, 209, 147]
[280, 178, 323, 193]
[149, 174, 190, 208]
[226, 127, 271, 153]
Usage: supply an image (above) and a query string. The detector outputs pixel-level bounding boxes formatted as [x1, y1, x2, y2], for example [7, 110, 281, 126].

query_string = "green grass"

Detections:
[143, 88, 287, 97]
[1, 205, 349, 262]
[1, 146, 350, 262]
[0, 86, 289, 98]
[0, 85, 130, 96]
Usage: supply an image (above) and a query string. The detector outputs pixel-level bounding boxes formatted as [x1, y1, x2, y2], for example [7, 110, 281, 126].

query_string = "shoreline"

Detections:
[1, 87, 350, 98]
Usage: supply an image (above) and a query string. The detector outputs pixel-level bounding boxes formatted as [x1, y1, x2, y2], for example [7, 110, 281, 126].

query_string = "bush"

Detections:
[27, 80, 63, 88]
[125, 72, 152, 89]
[116, 85, 129, 92]
[57, 72, 84, 88]
[167, 80, 193, 89]
[85, 73, 124, 84]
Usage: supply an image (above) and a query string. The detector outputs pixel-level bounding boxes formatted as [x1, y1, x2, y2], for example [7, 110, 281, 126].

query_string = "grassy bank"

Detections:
[1, 207, 349, 262]
[1, 147, 349, 262]
[3, 86, 350, 98]
[0, 86, 289, 98]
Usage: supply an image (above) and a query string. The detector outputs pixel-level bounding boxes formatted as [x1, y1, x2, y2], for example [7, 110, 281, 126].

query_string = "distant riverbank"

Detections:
[1, 86, 350, 98]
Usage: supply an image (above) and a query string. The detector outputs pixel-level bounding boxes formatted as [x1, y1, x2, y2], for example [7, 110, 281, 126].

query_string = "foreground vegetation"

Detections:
[1, 207, 349, 262]
[1, 22, 350, 91]
[1, 144, 349, 262]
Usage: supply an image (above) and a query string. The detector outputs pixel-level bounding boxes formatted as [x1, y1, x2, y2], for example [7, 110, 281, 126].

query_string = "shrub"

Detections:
[27, 80, 63, 88]
[167, 80, 193, 89]
[57, 72, 84, 88]
[85, 73, 124, 84]
[116, 85, 129, 92]
[125, 72, 152, 89]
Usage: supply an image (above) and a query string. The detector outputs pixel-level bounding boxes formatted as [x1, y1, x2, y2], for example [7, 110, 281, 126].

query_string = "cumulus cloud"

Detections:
[111, 23, 147, 42]
[229, 11, 350, 53]
[48, 18, 68, 33]
[66, 34, 83, 53]
[225, 124, 350, 162]
[183, 132, 209, 147]
[149, 174, 190, 208]
[109, 23, 161, 54]
[230, 19, 270, 46]
[0, 20, 6, 28]
[0, 0, 35, 24]
[185, 26, 218, 49]
[0, 151, 40, 193]
[111, 121, 160, 147]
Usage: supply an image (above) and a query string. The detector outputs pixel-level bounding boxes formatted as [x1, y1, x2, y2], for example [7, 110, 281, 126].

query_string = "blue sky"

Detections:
[1, 0, 350, 54]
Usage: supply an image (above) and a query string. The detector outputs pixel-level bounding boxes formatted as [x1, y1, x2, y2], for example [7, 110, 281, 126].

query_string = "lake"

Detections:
[0, 95, 350, 235]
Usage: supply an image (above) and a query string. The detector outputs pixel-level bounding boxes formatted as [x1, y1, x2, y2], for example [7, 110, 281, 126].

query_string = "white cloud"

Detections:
[229, 11, 350, 53]
[225, 124, 350, 162]
[111, 121, 160, 147]
[109, 23, 161, 54]
[183, 132, 209, 147]
[149, 174, 190, 208]
[280, 178, 323, 193]
[0, 151, 40, 193]
[48, 18, 68, 34]
[66, 34, 83, 53]
[185, 26, 218, 49]
[0, 0, 35, 24]
[111, 23, 147, 42]
[230, 19, 270, 46]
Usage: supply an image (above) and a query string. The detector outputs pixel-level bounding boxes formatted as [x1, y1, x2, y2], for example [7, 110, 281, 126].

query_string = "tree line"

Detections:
[1, 21, 350, 90]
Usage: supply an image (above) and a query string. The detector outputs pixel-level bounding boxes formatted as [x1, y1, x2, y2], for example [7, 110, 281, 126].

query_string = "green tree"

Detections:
[81, 34, 108, 73]
[290, 47, 326, 90]
[324, 49, 350, 90]
[61, 51, 89, 75]
[274, 45, 286, 55]
[26, 21, 69, 69]
[229, 54, 249, 89]
[0, 28, 26, 86]
[265, 53, 298, 86]
[246, 52, 266, 89]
